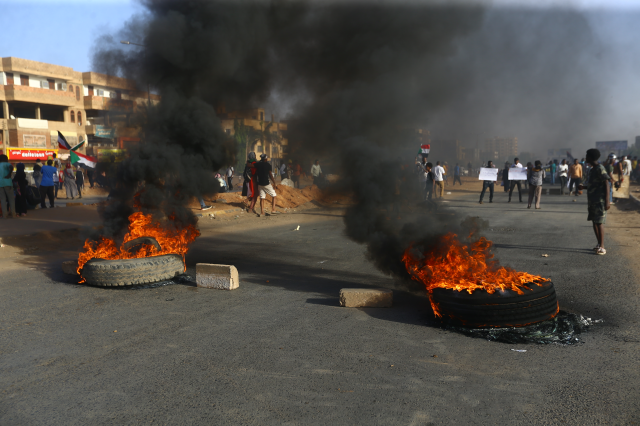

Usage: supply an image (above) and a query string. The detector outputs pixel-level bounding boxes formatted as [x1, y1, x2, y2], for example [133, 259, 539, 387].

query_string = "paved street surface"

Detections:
[1, 189, 639, 425]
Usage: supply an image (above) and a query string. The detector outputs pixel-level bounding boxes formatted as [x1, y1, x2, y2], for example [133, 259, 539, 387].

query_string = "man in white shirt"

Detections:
[433, 161, 445, 198]
[226, 166, 234, 191]
[508, 157, 523, 203]
[558, 159, 569, 195]
[311, 159, 323, 186]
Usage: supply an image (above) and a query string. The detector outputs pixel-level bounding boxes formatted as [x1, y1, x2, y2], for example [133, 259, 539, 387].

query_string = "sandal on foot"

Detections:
[596, 247, 606, 255]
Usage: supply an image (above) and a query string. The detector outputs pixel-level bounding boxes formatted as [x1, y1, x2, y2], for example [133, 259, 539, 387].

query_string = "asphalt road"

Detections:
[1, 189, 638, 425]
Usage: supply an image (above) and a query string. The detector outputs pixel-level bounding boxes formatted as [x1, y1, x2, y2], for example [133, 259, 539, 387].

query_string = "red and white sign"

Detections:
[6, 148, 58, 161]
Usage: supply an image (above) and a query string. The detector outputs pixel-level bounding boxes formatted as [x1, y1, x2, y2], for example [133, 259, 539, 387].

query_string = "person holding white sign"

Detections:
[478, 161, 497, 204]
[508, 157, 524, 203]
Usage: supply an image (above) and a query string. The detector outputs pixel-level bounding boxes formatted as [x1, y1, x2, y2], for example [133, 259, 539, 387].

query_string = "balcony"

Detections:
[84, 96, 134, 112]
[0, 85, 77, 107]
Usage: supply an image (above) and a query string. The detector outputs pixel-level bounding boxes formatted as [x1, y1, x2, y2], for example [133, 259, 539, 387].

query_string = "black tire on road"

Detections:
[430, 281, 558, 328]
[80, 254, 184, 287]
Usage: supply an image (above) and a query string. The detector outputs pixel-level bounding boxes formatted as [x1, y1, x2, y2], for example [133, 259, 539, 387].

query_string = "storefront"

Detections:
[5, 147, 58, 164]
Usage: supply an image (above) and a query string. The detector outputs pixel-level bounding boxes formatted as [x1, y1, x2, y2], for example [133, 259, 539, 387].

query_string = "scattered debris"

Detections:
[318, 260, 327, 264]
[295, 225, 300, 231]
[442, 311, 600, 345]
[541, 254, 549, 257]
[511, 349, 527, 353]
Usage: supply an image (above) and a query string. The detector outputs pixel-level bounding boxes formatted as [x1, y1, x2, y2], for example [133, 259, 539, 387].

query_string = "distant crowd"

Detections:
[416, 151, 635, 256]
[0, 153, 96, 218]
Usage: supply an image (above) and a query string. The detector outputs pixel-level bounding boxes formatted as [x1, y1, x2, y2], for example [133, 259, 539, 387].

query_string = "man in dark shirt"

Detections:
[579, 149, 611, 255]
[254, 154, 281, 217]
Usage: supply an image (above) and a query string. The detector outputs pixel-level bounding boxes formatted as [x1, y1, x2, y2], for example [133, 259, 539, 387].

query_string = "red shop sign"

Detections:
[6, 148, 58, 161]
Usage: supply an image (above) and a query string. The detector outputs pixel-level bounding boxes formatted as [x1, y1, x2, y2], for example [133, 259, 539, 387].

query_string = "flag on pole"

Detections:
[70, 138, 96, 168]
[57, 131, 72, 150]
[418, 144, 430, 157]
[70, 149, 97, 169]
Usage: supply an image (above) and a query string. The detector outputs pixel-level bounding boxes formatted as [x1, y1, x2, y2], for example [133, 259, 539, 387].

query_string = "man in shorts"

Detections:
[254, 154, 281, 217]
[579, 148, 611, 255]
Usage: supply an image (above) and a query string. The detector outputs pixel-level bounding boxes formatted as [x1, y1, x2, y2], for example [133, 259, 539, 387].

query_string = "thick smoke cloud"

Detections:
[92, 1, 607, 284]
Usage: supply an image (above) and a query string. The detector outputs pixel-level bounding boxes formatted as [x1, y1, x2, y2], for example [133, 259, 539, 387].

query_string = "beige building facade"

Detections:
[0, 57, 154, 164]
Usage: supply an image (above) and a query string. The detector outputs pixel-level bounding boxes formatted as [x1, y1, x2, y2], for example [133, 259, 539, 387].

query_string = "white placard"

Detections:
[478, 167, 498, 181]
[508, 167, 528, 181]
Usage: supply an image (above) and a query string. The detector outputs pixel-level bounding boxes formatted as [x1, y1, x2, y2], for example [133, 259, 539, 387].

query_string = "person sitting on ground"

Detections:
[254, 154, 280, 217]
[527, 160, 545, 209]
[0, 155, 16, 218]
[569, 158, 583, 195]
[579, 149, 611, 255]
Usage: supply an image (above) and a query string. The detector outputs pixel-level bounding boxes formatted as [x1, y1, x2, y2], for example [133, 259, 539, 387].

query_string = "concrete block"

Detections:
[340, 288, 393, 308]
[196, 263, 239, 290]
[62, 260, 79, 275]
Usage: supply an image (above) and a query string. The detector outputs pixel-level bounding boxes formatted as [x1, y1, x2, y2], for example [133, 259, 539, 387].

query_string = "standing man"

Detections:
[527, 160, 545, 209]
[226, 165, 234, 191]
[558, 159, 569, 195]
[0, 155, 15, 218]
[292, 161, 301, 188]
[467, 161, 473, 176]
[579, 149, 611, 255]
[75, 166, 84, 199]
[508, 157, 524, 203]
[310, 159, 323, 186]
[569, 158, 583, 195]
[453, 163, 462, 186]
[279, 161, 287, 181]
[603, 154, 616, 203]
[33, 159, 43, 189]
[39, 159, 57, 209]
[254, 154, 281, 217]
[433, 161, 445, 198]
[550, 160, 557, 186]
[479, 160, 496, 204]
[442, 162, 449, 186]
[502, 161, 510, 192]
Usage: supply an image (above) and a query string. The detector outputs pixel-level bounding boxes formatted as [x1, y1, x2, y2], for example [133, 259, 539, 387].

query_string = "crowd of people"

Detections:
[417, 149, 635, 256]
[0, 153, 90, 218]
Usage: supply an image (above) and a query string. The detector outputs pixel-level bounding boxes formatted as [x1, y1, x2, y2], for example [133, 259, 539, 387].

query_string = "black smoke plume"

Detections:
[92, 1, 604, 284]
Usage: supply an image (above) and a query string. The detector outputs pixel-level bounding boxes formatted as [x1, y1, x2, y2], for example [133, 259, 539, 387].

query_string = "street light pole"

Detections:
[120, 40, 151, 105]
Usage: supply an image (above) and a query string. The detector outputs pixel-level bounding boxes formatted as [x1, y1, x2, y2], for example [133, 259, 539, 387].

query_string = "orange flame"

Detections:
[77, 212, 200, 279]
[402, 232, 549, 317]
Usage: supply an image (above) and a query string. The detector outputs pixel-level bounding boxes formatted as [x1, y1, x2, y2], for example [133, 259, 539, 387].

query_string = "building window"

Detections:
[88, 85, 94, 96]
[70, 111, 75, 123]
[20, 74, 29, 86]
[47, 79, 55, 90]
[260, 112, 264, 121]
[76, 86, 80, 101]
[257, 145, 263, 153]
[6, 72, 14, 85]
[77, 111, 82, 125]
[69, 84, 73, 92]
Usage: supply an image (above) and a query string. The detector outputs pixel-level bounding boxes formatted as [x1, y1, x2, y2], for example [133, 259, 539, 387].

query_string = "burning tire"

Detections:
[80, 254, 184, 287]
[430, 281, 559, 328]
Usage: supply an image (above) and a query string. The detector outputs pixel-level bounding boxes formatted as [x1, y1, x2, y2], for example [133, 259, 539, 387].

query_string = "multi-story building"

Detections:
[216, 104, 288, 168]
[483, 137, 518, 162]
[0, 57, 154, 166]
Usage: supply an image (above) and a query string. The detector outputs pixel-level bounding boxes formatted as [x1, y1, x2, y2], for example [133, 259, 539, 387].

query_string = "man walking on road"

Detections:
[579, 149, 611, 255]
[453, 163, 462, 186]
[479, 160, 495, 204]
[255, 154, 281, 217]
[311, 159, 323, 186]
[569, 158, 583, 195]
[433, 161, 445, 198]
[508, 157, 523, 203]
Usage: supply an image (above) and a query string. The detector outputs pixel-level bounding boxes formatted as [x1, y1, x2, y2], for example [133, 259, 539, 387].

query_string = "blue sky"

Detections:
[0, 0, 144, 72]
